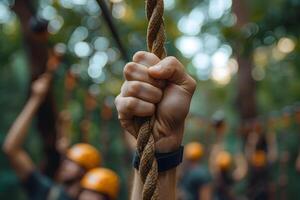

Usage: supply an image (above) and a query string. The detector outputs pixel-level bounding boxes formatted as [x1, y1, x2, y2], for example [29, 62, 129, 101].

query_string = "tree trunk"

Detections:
[232, 0, 257, 122]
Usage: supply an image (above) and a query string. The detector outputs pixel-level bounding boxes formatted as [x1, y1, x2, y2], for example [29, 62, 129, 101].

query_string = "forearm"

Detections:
[3, 96, 43, 154]
[199, 184, 213, 200]
[131, 168, 177, 200]
[158, 168, 177, 199]
[131, 170, 143, 200]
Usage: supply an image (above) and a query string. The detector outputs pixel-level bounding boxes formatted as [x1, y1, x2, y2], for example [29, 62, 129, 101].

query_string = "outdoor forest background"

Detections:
[0, 0, 300, 199]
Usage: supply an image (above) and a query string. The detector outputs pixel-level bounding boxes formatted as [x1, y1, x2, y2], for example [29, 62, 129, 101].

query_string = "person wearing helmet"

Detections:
[78, 168, 120, 200]
[211, 111, 226, 141]
[55, 143, 102, 198]
[215, 151, 232, 172]
[247, 149, 271, 200]
[212, 151, 237, 200]
[209, 112, 247, 200]
[3, 73, 101, 200]
[244, 119, 279, 200]
[178, 142, 212, 200]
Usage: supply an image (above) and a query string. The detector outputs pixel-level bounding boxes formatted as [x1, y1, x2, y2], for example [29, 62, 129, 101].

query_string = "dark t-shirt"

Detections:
[214, 171, 234, 200]
[247, 167, 270, 200]
[22, 171, 73, 200]
[180, 166, 212, 200]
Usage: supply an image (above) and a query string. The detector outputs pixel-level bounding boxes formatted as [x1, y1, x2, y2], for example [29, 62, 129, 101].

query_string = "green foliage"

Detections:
[0, 0, 300, 199]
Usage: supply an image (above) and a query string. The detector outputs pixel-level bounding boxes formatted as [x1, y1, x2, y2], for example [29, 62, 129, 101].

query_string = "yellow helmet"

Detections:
[251, 150, 267, 168]
[216, 151, 232, 171]
[184, 142, 204, 161]
[66, 143, 101, 170]
[81, 168, 120, 199]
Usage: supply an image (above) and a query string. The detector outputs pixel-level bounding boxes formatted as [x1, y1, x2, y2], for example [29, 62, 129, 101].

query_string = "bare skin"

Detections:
[2, 73, 83, 199]
[199, 184, 213, 200]
[115, 51, 196, 200]
[2, 73, 52, 180]
[78, 190, 109, 200]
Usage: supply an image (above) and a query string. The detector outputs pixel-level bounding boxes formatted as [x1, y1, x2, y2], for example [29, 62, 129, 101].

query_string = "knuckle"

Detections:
[133, 51, 147, 62]
[148, 103, 155, 114]
[188, 76, 197, 93]
[123, 62, 136, 78]
[167, 56, 184, 73]
[126, 98, 137, 111]
[162, 64, 173, 76]
[114, 95, 124, 113]
[158, 89, 163, 98]
[128, 81, 141, 96]
[114, 95, 120, 107]
[166, 56, 180, 66]
[154, 89, 163, 103]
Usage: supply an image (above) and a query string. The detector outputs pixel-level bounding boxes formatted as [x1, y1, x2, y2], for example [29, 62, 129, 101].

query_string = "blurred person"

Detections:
[278, 151, 289, 200]
[178, 142, 212, 200]
[56, 110, 72, 154]
[207, 112, 226, 154]
[294, 107, 300, 173]
[296, 151, 300, 173]
[210, 114, 248, 182]
[114, 51, 196, 199]
[79, 168, 120, 200]
[209, 120, 248, 185]
[2, 73, 101, 200]
[211, 111, 227, 142]
[245, 121, 277, 167]
[209, 115, 247, 200]
[245, 121, 277, 200]
[211, 151, 237, 200]
[246, 150, 272, 200]
[276, 108, 299, 165]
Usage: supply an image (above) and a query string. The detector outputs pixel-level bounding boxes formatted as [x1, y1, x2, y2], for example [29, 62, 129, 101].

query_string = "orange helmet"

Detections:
[216, 151, 232, 171]
[66, 143, 101, 170]
[185, 142, 204, 161]
[81, 168, 120, 199]
[251, 150, 267, 168]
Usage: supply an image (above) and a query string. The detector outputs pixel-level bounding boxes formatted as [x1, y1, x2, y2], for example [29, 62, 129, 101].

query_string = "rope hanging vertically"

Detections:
[146, 0, 167, 59]
[136, 0, 166, 200]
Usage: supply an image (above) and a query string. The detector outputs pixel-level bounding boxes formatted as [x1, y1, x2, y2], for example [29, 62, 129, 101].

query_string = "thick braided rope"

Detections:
[136, 0, 166, 200]
[146, 0, 166, 58]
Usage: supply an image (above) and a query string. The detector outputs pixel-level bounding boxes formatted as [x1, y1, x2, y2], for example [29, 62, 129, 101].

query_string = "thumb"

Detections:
[148, 57, 196, 94]
[148, 57, 186, 84]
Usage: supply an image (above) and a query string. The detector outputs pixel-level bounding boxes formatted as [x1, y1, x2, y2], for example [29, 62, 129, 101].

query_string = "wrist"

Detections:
[31, 94, 45, 103]
[133, 146, 184, 172]
[29, 94, 44, 104]
[155, 140, 182, 154]
[155, 128, 184, 154]
[158, 167, 176, 181]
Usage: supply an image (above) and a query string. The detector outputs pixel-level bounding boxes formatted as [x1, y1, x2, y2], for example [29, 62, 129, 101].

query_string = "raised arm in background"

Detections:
[2, 73, 53, 181]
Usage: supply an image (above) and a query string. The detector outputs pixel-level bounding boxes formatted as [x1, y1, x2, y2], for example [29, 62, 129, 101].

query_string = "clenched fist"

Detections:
[115, 51, 196, 153]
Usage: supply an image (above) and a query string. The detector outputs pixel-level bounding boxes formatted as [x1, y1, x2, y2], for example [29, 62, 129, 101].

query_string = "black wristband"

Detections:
[133, 146, 184, 172]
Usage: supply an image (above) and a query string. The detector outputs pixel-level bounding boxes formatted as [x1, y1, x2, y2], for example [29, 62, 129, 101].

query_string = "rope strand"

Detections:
[136, 1, 166, 199]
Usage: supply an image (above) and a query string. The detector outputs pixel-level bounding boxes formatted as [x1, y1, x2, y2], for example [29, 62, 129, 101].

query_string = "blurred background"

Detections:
[0, 0, 300, 199]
